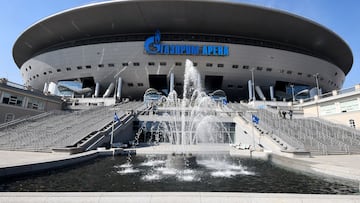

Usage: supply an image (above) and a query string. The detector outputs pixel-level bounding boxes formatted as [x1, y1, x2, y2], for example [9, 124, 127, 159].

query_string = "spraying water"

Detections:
[150, 59, 232, 147]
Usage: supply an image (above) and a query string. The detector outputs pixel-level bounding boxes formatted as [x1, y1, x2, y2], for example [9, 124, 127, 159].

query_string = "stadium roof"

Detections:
[13, 0, 353, 74]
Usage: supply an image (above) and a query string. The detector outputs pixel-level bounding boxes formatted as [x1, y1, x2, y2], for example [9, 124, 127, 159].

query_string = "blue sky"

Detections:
[1, 0, 359, 89]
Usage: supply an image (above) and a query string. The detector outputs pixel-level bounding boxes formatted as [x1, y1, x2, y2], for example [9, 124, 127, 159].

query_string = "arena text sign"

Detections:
[144, 30, 229, 56]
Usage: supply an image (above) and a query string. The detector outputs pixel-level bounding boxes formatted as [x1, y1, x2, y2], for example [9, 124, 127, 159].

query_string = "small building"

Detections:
[299, 84, 360, 129]
[0, 78, 63, 124]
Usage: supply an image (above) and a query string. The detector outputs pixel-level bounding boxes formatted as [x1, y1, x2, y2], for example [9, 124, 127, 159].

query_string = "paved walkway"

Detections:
[298, 154, 360, 182]
[0, 192, 360, 203]
[0, 150, 70, 168]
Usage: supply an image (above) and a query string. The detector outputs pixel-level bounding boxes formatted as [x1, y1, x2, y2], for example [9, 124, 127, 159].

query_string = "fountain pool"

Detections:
[0, 154, 358, 194]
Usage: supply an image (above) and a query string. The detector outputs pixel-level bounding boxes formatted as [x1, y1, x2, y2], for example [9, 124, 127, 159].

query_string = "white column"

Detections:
[116, 77, 122, 100]
[43, 82, 48, 94]
[248, 80, 252, 101]
[270, 86, 274, 100]
[169, 73, 174, 93]
[95, 82, 100, 97]
[103, 83, 115, 98]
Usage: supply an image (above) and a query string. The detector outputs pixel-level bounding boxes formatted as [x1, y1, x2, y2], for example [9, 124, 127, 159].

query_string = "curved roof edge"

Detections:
[13, 0, 353, 74]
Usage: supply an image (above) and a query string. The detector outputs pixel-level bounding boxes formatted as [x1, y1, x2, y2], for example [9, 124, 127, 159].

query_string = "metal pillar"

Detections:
[95, 82, 100, 97]
[116, 77, 122, 100]
[169, 73, 174, 93]
[248, 80, 252, 101]
[270, 86, 274, 101]
[43, 82, 48, 94]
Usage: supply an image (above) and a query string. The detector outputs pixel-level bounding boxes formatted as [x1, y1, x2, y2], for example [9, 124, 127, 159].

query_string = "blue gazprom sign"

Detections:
[144, 30, 229, 56]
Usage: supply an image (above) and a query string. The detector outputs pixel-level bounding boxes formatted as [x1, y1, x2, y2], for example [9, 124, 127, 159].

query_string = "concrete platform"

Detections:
[0, 192, 359, 203]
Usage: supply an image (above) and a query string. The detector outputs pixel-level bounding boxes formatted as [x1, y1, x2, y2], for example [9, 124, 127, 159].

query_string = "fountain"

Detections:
[141, 59, 233, 148]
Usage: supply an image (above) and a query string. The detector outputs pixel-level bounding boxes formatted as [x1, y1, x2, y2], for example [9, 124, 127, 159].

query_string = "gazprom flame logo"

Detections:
[144, 30, 161, 54]
[144, 30, 229, 56]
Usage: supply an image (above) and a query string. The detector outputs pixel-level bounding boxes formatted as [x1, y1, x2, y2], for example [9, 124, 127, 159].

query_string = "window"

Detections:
[108, 63, 115, 67]
[242, 65, 249, 70]
[77, 66, 83, 70]
[232, 65, 239, 69]
[122, 62, 129, 67]
[176, 83, 182, 86]
[227, 84, 234, 88]
[36, 74, 39, 77]
[266, 68, 272, 72]
[29, 66, 32, 70]
[133, 62, 140, 66]
[307, 74, 312, 78]
[43, 72, 47, 75]
[175, 62, 182, 66]
[66, 67, 71, 71]
[256, 66, 263, 71]
[33, 76, 36, 79]
[48, 71, 53, 74]
[85, 65, 91, 69]
[25, 68, 28, 72]
[286, 70, 292, 74]
[148, 62, 155, 66]
[127, 83, 134, 87]
[297, 72, 302, 76]
[2, 92, 24, 107]
[280, 69, 285, 73]
[98, 64, 104, 68]
[4, 113, 15, 123]
[137, 83, 144, 87]
[27, 98, 44, 110]
[160, 62, 167, 66]
[193, 62, 198, 66]
[217, 64, 224, 68]
[206, 63, 213, 67]
[335, 72, 338, 76]
[237, 85, 243, 89]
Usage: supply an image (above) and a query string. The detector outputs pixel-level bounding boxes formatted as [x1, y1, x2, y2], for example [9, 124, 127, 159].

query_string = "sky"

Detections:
[1, 0, 359, 89]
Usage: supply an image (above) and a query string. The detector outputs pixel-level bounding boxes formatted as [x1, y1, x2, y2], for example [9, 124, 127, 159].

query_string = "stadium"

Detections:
[13, 0, 353, 101]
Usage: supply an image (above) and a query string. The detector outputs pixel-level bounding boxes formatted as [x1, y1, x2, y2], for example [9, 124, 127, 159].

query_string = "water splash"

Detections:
[148, 59, 232, 147]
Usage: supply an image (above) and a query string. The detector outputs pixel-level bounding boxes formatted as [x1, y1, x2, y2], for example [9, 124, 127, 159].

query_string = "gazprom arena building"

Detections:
[13, 0, 353, 101]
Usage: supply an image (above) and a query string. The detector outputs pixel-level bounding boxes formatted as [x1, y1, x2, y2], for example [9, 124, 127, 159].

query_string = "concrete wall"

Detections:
[0, 103, 42, 123]
[323, 111, 360, 129]
[301, 87, 360, 129]
[113, 116, 135, 144]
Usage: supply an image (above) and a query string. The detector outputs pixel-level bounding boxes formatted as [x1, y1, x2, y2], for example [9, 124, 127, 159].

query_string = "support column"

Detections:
[116, 77, 122, 100]
[95, 82, 100, 97]
[248, 80, 253, 101]
[169, 73, 174, 93]
[43, 82, 48, 94]
[270, 86, 274, 101]
[255, 86, 265, 101]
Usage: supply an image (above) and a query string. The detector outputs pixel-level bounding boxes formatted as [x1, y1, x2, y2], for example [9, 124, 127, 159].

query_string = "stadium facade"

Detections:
[13, 0, 353, 101]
